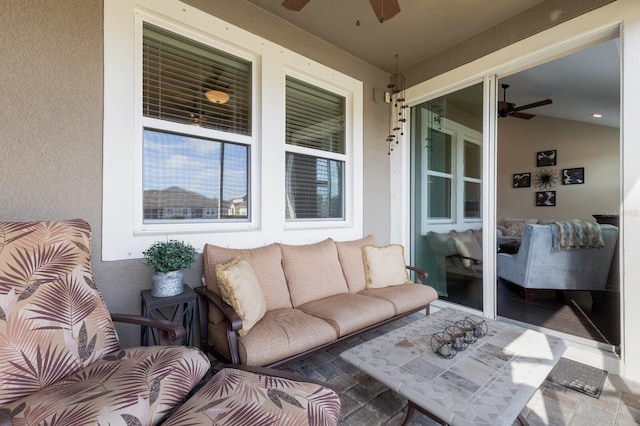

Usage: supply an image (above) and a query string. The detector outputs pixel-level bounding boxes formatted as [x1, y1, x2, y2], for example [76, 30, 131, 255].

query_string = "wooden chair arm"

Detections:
[406, 265, 429, 283]
[110, 313, 185, 345]
[194, 287, 243, 331]
[195, 286, 243, 364]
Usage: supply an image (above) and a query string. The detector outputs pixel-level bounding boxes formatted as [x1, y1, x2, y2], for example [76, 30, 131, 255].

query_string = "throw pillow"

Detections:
[503, 218, 538, 237]
[362, 244, 411, 289]
[216, 257, 266, 336]
[449, 229, 483, 268]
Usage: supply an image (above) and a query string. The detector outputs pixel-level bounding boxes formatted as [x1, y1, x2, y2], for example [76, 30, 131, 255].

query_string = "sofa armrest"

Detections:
[110, 313, 185, 346]
[195, 286, 243, 364]
[406, 265, 429, 284]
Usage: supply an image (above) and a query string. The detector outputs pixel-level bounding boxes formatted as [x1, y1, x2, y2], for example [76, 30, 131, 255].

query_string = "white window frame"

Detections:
[283, 71, 352, 226]
[103, 0, 363, 261]
[136, 16, 256, 232]
[421, 114, 482, 233]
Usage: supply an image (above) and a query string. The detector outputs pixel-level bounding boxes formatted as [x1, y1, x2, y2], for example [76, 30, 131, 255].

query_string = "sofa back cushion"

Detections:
[203, 243, 292, 313]
[280, 239, 349, 307]
[334, 235, 377, 293]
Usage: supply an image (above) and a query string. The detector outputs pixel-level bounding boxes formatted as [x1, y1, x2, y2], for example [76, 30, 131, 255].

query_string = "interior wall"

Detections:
[497, 115, 620, 222]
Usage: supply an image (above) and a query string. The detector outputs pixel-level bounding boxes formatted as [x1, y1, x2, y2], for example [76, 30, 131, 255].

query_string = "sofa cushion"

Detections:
[204, 243, 292, 317]
[297, 293, 396, 336]
[359, 283, 438, 314]
[280, 239, 349, 307]
[362, 244, 411, 288]
[237, 308, 338, 366]
[334, 235, 377, 293]
[216, 257, 266, 336]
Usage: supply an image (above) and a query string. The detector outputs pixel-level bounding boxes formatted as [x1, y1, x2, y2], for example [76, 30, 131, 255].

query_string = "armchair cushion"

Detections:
[1, 346, 209, 425]
[362, 244, 411, 288]
[163, 366, 341, 426]
[216, 257, 266, 336]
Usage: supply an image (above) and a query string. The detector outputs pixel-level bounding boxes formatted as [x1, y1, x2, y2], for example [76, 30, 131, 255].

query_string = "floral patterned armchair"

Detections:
[0, 220, 210, 425]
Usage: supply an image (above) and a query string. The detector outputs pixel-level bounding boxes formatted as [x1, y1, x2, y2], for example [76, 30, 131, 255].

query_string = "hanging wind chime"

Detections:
[386, 55, 407, 154]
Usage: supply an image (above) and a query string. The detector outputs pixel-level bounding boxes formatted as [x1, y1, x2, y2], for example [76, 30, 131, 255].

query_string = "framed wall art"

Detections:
[536, 150, 557, 167]
[513, 173, 531, 188]
[562, 167, 584, 185]
[536, 191, 556, 207]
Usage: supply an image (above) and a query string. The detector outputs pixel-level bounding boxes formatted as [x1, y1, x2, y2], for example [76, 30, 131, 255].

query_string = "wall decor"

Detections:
[534, 168, 558, 189]
[536, 150, 557, 167]
[536, 191, 556, 207]
[562, 167, 585, 185]
[513, 173, 531, 188]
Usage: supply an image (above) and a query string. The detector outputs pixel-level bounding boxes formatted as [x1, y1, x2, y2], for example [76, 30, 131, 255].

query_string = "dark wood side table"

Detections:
[140, 284, 196, 346]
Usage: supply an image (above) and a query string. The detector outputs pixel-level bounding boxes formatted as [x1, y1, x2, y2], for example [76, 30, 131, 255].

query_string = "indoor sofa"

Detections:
[197, 235, 438, 367]
[497, 222, 618, 300]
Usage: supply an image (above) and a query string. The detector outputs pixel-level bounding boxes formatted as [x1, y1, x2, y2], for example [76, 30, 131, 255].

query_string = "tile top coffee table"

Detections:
[340, 307, 566, 426]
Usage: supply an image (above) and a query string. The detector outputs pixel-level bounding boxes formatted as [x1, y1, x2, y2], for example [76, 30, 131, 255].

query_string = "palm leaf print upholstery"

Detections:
[0, 220, 210, 425]
[163, 367, 341, 426]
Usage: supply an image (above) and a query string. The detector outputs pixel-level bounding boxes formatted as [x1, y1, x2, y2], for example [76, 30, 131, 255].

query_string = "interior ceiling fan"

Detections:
[498, 84, 552, 119]
[282, 0, 401, 23]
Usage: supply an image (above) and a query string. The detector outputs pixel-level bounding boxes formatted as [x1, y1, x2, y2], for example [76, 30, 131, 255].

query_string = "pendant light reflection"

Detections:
[205, 90, 230, 104]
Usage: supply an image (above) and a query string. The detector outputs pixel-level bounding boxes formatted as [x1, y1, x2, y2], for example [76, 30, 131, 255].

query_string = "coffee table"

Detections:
[340, 307, 566, 425]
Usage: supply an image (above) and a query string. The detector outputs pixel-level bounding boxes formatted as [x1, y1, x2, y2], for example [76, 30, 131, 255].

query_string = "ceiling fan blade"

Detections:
[511, 99, 552, 112]
[369, 0, 401, 22]
[511, 112, 535, 120]
[282, 0, 311, 11]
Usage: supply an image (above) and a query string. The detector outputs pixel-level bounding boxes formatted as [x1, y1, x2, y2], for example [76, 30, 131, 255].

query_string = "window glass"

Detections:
[141, 23, 251, 225]
[464, 181, 481, 218]
[143, 23, 251, 134]
[285, 77, 346, 221]
[428, 176, 452, 219]
[285, 77, 345, 154]
[143, 130, 249, 223]
[464, 140, 481, 179]
[428, 129, 452, 173]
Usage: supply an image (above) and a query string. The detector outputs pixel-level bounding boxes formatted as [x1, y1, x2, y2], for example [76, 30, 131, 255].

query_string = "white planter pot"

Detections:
[151, 270, 183, 297]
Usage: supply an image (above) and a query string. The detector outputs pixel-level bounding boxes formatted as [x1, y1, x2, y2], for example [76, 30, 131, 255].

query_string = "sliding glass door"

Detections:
[410, 82, 485, 311]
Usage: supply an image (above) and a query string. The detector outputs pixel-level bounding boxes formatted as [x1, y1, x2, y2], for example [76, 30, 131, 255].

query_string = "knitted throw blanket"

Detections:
[550, 220, 605, 251]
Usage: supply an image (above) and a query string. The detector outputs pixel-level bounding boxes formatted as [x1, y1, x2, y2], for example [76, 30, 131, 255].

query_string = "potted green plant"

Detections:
[143, 239, 197, 297]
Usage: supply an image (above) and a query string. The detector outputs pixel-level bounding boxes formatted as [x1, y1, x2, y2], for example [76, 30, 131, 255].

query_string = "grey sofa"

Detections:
[497, 223, 618, 300]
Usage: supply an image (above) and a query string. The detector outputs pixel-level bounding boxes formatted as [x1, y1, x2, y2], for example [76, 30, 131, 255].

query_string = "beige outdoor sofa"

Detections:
[196, 235, 438, 367]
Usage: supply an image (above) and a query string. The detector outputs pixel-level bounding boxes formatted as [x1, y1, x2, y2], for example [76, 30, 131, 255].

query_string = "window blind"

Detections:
[285, 77, 345, 153]
[143, 23, 251, 135]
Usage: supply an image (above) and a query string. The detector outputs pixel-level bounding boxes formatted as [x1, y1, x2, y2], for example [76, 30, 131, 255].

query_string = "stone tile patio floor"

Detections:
[276, 312, 640, 426]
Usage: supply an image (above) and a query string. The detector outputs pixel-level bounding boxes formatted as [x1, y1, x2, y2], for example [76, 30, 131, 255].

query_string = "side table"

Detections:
[140, 284, 197, 346]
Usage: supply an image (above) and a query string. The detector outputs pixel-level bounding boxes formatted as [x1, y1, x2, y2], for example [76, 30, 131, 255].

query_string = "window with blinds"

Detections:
[141, 23, 251, 224]
[143, 23, 251, 134]
[285, 77, 346, 220]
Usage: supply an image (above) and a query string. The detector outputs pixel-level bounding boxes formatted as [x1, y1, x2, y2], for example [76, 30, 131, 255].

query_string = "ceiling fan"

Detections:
[498, 84, 552, 119]
[282, 0, 401, 23]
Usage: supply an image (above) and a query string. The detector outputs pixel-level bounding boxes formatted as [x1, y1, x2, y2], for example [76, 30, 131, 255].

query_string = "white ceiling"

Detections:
[245, 0, 620, 128]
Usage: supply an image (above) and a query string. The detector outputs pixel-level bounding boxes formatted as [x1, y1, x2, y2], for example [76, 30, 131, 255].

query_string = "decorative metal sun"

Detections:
[534, 168, 558, 189]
